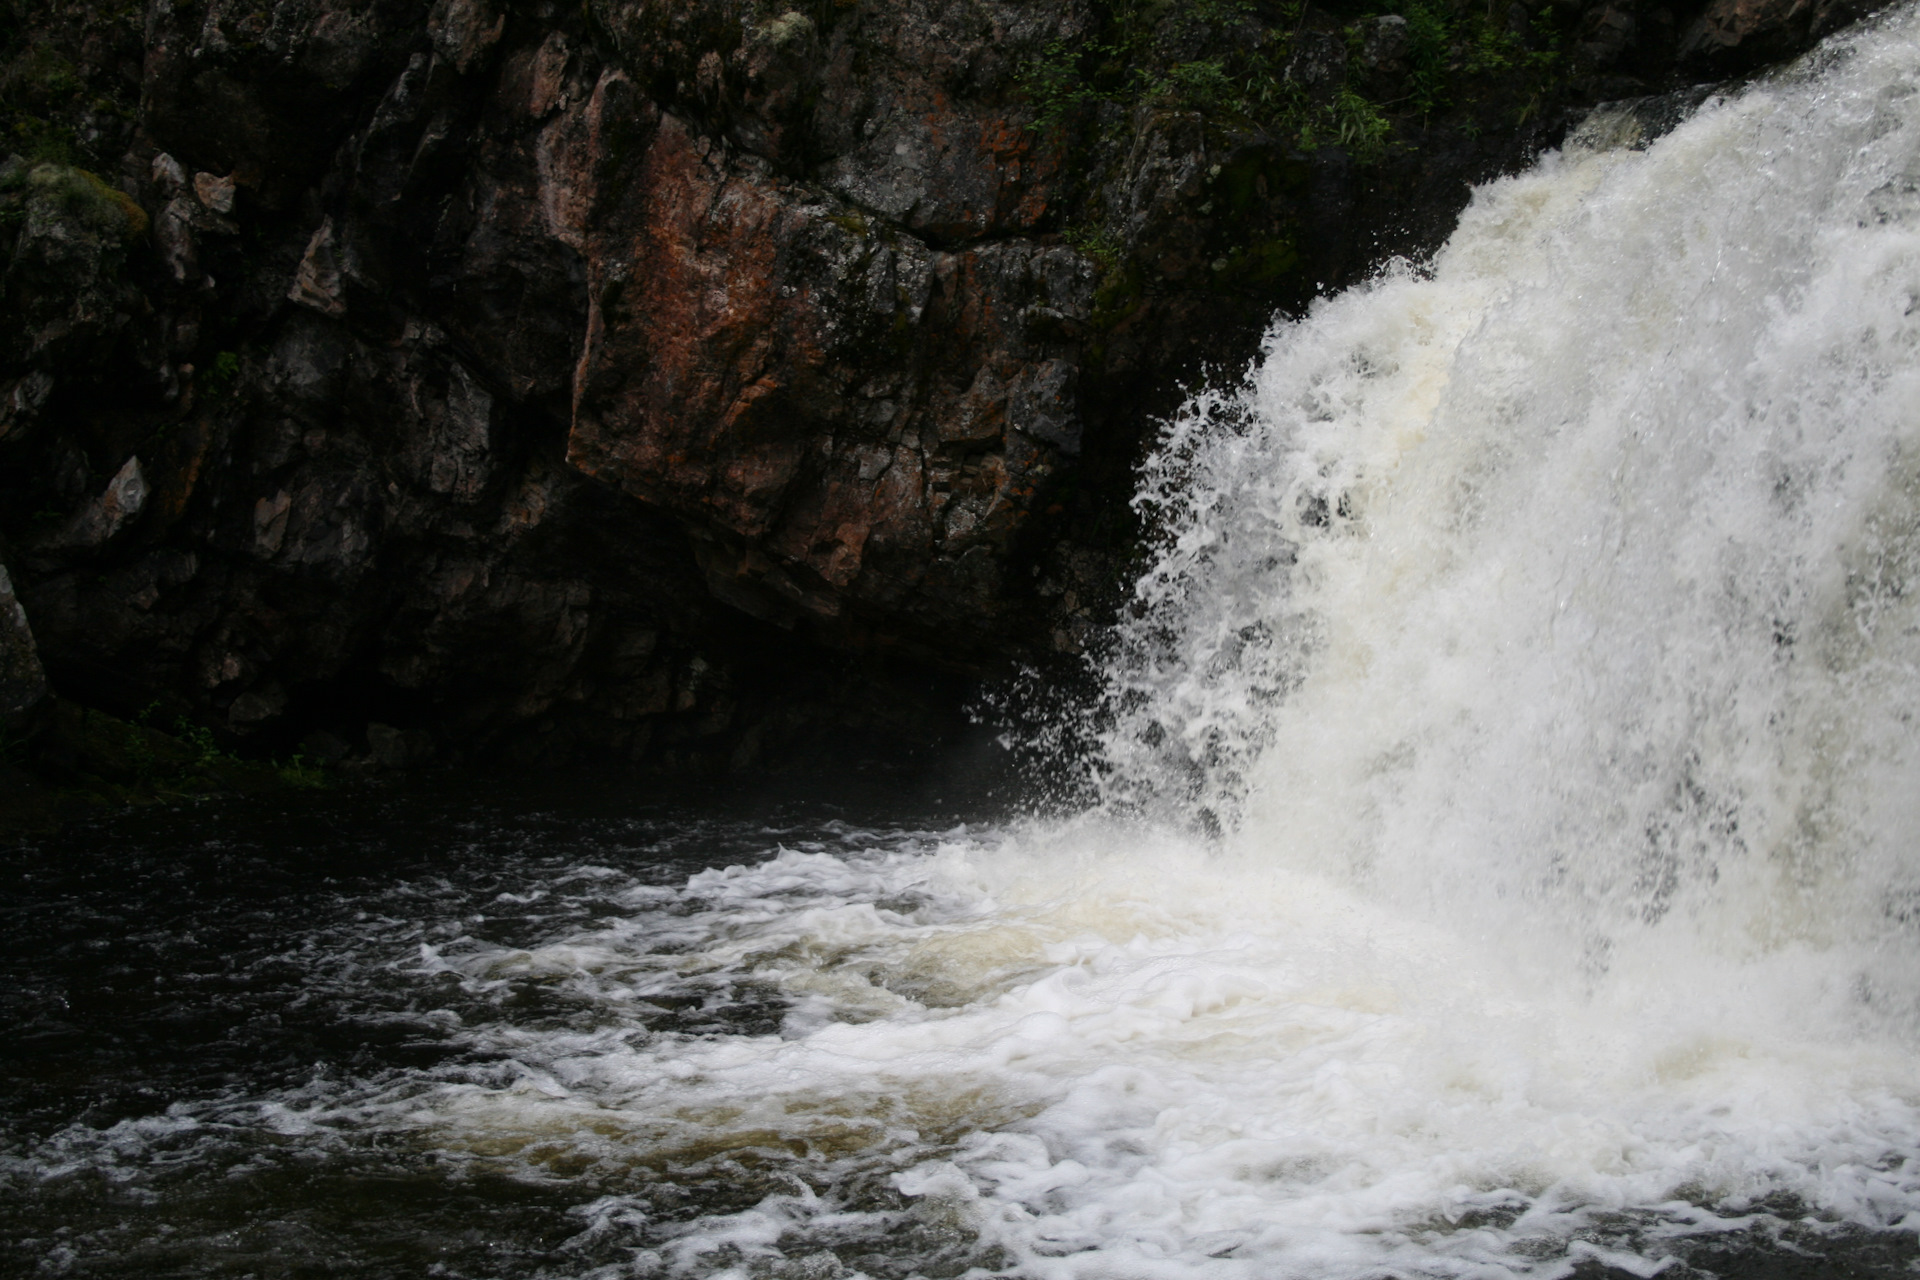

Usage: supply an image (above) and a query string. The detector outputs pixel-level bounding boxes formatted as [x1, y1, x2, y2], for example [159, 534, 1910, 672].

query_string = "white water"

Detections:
[612, 13, 1920, 1269]
[21, 10, 1920, 1277]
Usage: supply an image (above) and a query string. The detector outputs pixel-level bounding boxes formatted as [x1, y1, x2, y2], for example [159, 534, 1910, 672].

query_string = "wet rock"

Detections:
[564, 87, 1092, 653]
[428, 0, 506, 76]
[1679, 0, 1887, 69]
[0, 371, 54, 444]
[192, 171, 236, 215]
[366, 722, 435, 769]
[298, 730, 352, 763]
[1568, 86, 1725, 152]
[0, 563, 49, 725]
[1355, 15, 1412, 96]
[141, 0, 432, 208]
[227, 684, 287, 728]
[1576, 3, 1642, 70]
[2, 162, 146, 372]
[42, 457, 148, 551]
[33, 699, 187, 786]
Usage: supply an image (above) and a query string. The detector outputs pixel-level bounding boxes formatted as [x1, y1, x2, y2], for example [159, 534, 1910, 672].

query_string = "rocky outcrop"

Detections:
[0, 0, 1888, 776]
[0, 563, 48, 727]
[1677, 0, 1885, 70]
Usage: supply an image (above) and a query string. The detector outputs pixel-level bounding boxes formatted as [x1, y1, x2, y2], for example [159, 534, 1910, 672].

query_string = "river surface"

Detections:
[2, 785, 1915, 1279]
[0, 783, 1017, 1278]
[13, 3, 1920, 1276]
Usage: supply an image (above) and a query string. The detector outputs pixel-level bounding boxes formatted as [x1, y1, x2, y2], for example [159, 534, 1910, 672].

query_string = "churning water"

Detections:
[13, 8, 1920, 1277]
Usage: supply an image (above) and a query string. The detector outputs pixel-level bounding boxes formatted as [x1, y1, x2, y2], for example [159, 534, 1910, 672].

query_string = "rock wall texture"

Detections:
[0, 561, 48, 727]
[0, 0, 1884, 775]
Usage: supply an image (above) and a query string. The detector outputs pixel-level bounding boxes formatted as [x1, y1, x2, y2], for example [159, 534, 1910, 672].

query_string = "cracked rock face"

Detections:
[0, 0, 1872, 771]
[563, 89, 1093, 643]
[2, 0, 1121, 772]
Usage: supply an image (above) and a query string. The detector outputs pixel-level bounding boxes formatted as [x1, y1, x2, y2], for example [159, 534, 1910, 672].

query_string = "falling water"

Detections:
[1098, 0, 1920, 1026]
[11, 7, 1920, 1277]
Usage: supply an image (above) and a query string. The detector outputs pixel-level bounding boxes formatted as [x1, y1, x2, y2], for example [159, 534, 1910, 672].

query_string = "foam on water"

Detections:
[16, 7, 1920, 1276]
[27, 814, 1904, 1276]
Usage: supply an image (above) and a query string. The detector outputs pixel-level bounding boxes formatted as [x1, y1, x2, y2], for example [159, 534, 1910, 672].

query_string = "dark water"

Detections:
[0, 782, 991, 1280]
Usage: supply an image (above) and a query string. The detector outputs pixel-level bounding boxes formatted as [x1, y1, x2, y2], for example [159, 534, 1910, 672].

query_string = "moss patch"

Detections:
[26, 162, 146, 239]
[1090, 258, 1146, 332]
[1225, 234, 1300, 283]
[1020, 0, 1567, 159]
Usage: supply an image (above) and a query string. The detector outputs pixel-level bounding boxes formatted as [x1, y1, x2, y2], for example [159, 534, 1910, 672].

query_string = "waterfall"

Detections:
[1099, 8, 1920, 1011]
[374, 14, 1920, 1272]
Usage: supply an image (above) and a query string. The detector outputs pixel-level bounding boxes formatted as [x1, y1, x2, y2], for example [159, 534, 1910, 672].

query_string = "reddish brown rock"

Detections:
[559, 64, 1089, 653]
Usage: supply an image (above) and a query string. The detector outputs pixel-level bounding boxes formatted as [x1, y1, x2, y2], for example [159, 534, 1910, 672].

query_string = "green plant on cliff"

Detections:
[0, 0, 144, 170]
[1397, 0, 1454, 115]
[1028, 0, 1569, 148]
[1066, 222, 1124, 271]
[1020, 0, 1263, 132]
[1019, 0, 1402, 164]
[1089, 257, 1145, 331]
[1220, 233, 1300, 284]
[276, 753, 329, 789]
[199, 350, 243, 401]
[6, 114, 77, 164]
[1022, 35, 1107, 130]
[1324, 88, 1392, 157]
[1156, 58, 1239, 111]
[172, 717, 239, 774]
[1, 42, 82, 112]
[1391, 0, 1562, 118]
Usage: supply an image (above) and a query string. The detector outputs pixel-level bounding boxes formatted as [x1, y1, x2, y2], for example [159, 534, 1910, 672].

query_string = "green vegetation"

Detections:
[1019, 0, 1564, 159]
[1090, 258, 1145, 330]
[1, 41, 82, 162]
[1018, 0, 1570, 307]
[276, 753, 329, 789]
[826, 211, 872, 237]
[16, 161, 147, 239]
[0, 4, 149, 246]
[118, 702, 333, 794]
[1066, 222, 1125, 271]
[199, 350, 243, 400]
[0, 701, 336, 835]
[0, 0, 145, 170]
[1220, 233, 1301, 283]
[169, 714, 233, 773]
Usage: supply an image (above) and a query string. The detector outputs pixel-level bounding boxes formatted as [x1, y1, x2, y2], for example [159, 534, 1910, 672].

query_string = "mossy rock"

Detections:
[36, 699, 193, 786]
[1090, 258, 1146, 331]
[23, 162, 147, 241]
[1221, 234, 1299, 285]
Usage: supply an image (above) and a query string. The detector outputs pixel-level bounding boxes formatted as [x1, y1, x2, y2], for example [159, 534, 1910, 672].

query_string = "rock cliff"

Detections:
[0, 0, 1884, 776]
